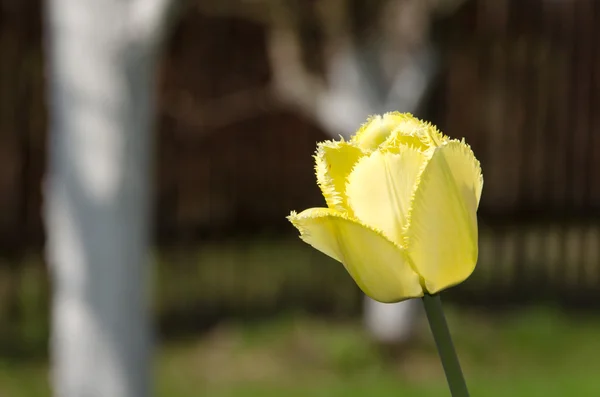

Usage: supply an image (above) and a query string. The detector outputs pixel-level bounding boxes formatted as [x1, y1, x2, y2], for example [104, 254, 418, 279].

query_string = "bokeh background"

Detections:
[2, 0, 600, 395]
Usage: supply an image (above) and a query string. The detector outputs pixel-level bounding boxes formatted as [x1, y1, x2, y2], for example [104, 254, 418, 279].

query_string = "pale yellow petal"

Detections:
[452, 139, 484, 208]
[404, 140, 483, 293]
[346, 146, 429, 245]
[315, 140, 365, 212]
[287, 208, 423, 303]
[380, 114, 449, 152]
[351, 112, 408, 151]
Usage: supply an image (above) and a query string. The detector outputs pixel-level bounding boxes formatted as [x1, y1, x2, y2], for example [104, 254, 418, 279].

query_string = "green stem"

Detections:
[422, 294, 470, 397]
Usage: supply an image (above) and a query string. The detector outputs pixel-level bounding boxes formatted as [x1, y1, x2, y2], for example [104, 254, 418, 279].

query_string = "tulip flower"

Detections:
[288, 112, 481, 396]
[287, 112, 483, 303]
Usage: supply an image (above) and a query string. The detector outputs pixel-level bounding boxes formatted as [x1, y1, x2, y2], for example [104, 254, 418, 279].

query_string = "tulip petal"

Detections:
[352, 112, 448, 152]
[346, 147, 429, 245]
[352, 113, 406, 151]
[381, 115, 449, 151]
[315, 140, 365, 212]
[287, 208, 423, 303]
[404, 140, 483, 294]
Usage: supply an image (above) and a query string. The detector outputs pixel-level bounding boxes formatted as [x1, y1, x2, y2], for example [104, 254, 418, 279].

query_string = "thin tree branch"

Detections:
[129, 0, 181, 47]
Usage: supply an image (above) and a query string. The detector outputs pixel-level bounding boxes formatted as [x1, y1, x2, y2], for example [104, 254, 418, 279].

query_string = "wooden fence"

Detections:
[440, 0, 600, 303]
[0, 0, 599, 307]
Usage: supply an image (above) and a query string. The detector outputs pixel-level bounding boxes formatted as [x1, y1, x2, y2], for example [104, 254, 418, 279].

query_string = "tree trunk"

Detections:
[44, 0, 171, 396]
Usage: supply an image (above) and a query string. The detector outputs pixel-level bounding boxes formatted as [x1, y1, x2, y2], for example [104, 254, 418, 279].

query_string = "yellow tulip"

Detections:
[288, 112, 483, 303]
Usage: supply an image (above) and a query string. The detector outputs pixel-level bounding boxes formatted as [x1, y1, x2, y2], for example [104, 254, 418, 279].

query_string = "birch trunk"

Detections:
[44, 1, 172, 396]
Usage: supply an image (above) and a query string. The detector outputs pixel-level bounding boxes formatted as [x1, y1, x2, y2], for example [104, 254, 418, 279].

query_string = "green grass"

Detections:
[4, 305, 598, 397]
[155, 306, 600, 396]
[1, 226, 600, 397]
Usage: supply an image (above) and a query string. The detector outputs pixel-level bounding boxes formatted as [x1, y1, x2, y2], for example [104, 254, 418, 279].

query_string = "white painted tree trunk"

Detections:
[363, 296, 421, 344]
[198, 0, 444, 349]
[44, 1, 172, 396]
[318, 44, 437, 347]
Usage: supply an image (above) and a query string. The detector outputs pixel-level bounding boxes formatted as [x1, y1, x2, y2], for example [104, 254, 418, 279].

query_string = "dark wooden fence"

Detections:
[439, 0, 600, 304]
[0, 0, 599, 313]
[0, 0, 45, 256]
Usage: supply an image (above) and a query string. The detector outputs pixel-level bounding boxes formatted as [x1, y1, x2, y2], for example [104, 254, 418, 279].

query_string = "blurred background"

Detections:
[2, 0, 600, 395]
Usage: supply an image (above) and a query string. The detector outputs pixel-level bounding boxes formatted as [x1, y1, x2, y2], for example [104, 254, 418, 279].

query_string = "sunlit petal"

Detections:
[346, 146, 429, 245]
[404, 140, 483, 293]
[380, 113, 449, 152]
[315, 140, 365, 213]
[288, 208, 423, 303]
[351, 112, 408, 151]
